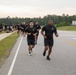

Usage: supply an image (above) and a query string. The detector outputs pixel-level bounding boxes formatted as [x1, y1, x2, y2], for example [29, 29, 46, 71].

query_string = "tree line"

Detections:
[0, 14, 76, 27]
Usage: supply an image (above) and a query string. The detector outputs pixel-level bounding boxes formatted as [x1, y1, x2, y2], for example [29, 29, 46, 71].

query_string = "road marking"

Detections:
[62, 39, 76, 46]
[7, 36, 23, 75]
[59, 36, 76, 46]
[64, 40, 76, 46]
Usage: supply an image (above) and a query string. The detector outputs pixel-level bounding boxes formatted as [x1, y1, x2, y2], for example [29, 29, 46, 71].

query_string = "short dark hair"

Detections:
[30, 21, 33, 23]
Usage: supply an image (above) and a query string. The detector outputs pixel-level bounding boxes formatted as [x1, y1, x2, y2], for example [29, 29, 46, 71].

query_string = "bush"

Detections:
[56, 22, 70, 27]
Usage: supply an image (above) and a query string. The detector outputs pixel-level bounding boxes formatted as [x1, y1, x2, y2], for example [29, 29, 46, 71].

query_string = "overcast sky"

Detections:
[0, 0, 76, 18]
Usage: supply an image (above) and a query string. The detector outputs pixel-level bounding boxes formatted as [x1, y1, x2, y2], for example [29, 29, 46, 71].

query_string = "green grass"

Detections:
[0, 32, 19, 67]
[57, 26, 76, 31]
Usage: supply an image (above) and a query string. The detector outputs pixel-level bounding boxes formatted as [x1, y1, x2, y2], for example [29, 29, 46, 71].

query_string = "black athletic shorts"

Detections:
[44, 39, 54, 47]
[27, 38, 35, 45]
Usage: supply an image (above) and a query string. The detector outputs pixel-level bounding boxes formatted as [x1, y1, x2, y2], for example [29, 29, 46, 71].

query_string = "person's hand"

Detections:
[27, 33, 31, 35]
[44, 35, 47, 39]
[37, 29, 39, 31]
[33, 34, 36, 36]
[23, 35, 26, 37]
[55, 33, 58, 37]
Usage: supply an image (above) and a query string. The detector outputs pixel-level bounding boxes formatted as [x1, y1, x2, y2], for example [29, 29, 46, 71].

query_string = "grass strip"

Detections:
[57, 26, 76, 31]
[0, 32, 19, 68]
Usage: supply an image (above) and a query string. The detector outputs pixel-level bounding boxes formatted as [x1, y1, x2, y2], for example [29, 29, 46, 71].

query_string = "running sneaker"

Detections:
[43, 51, 46, 56]
[47, 56, 51, 60]
[29, 52, 31, 56]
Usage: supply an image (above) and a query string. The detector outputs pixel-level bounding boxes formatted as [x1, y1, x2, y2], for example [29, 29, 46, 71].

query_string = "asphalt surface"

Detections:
[0, 31, 76, 75]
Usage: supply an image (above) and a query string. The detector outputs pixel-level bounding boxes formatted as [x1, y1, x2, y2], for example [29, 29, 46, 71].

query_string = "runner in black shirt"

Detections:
[41, 20, 58, 60]
[0, 24, 3, 32]
[34, 21, 41, 44]
[17, 24, 21, 34]
[20, 22, 27, 37]
[25, 21, 37, 56]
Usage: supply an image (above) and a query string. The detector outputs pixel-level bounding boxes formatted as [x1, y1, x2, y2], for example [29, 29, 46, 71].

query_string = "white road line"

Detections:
[7, 36, 23, 75]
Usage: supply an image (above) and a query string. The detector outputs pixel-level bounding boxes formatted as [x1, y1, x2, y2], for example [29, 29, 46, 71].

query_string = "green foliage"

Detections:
[56, 22, 70, 27]
[0, 14, 76, 26]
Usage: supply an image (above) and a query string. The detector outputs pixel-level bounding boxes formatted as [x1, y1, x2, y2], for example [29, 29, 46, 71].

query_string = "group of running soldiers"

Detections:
[0, 24, 17, 33]
[17, 20, 58, 60]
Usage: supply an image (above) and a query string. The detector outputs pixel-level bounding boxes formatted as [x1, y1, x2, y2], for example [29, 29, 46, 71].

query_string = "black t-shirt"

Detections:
[17, 25, 21, 30]
[42, 25, 57, 40]
[25, 25, 29, 29]
[20, 24, 27, 30]
[0, 24, 3, 29]
[25, 27, 37, 40]
[34, 24, 41, 31]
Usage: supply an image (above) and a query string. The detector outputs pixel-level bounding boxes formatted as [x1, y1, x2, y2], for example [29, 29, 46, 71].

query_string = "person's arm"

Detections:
[20, 25, 24, 29]
[54, 27, 58, 37]
[41, 27, 47, 38]
[26, 33, 31, 35]
[33, 32, 37, 36]
[33, 33, 37, 41]
[34, 28, 38, 35]
[37, 25, 41, 31]
[25, 28, 31, 35]
[33, 28, 37, 41]
[55, 33, 58, 37]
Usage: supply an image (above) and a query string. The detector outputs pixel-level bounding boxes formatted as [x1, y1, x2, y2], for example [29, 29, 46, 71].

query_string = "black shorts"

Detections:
[27, 39, 35, 45]
[44, 39, 54, 47]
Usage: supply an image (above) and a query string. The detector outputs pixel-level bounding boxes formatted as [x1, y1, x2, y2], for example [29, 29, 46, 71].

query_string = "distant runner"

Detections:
[20, 22, 27, 37]
[0, 24, 3, 32]
[34, 21, 41, 44]
[17, 24, 21, 34]
[41, 20, 58, 60]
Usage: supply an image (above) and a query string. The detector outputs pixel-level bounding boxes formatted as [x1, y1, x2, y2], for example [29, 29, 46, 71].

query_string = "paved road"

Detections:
[0, 31, 76, 75]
